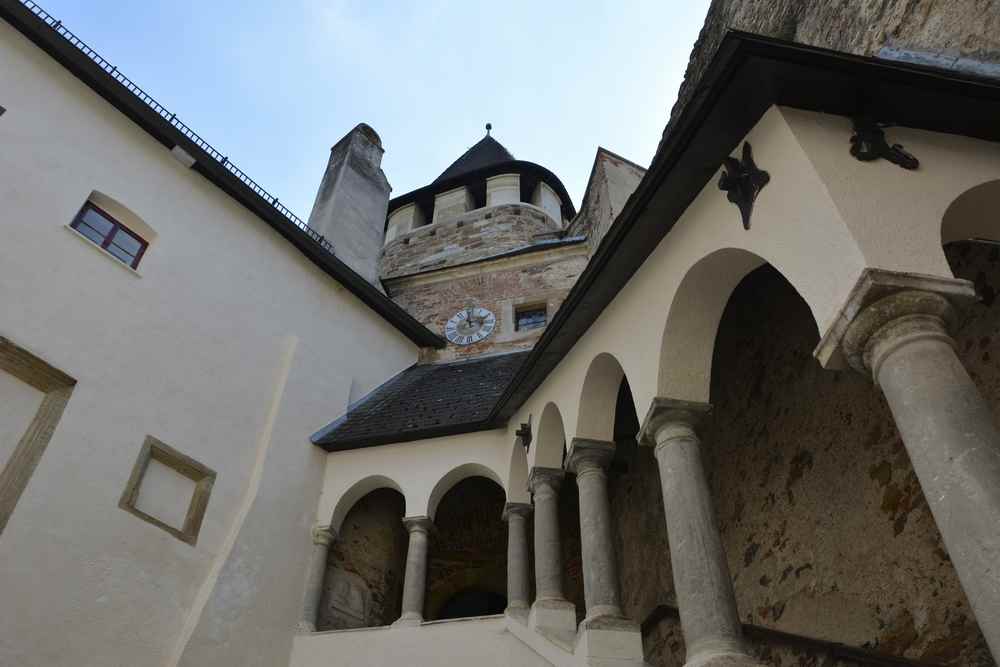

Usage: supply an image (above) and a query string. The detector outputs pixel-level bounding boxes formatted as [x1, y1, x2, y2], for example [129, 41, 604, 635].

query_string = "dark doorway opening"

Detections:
[437, 589, 507, 620]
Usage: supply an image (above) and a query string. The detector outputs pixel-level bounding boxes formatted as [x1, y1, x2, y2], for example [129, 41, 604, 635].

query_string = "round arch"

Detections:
[329, 474, 405, 534]
[533, 402, 567, 469]
[426, 462, 504, 519]
[658, 247, 819, 403]
[942, 179, 1000, 245]
[576, 353, 633, 442]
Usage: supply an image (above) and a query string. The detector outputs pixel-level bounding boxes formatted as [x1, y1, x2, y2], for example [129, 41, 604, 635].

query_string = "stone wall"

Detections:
[380, 204, 561, 279]
[319, 488, 407, 630]
[569, 149, 646, 257]
[610, 241, 999, 666]
[390, 247, 588, 362]
[426, 477, 508, 620]
[665, 0, 1000, 149]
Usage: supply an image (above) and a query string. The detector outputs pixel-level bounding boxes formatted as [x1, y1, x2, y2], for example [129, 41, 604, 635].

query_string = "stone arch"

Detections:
[942, 179, 1000, 245]
[658, 247, 819, 403]
[576, 353, 634, 441]
[533, 401, 567, 469]
[427, 462, 504, 519]
[329, 474, 405, 533]
[507, 437, 530, 504]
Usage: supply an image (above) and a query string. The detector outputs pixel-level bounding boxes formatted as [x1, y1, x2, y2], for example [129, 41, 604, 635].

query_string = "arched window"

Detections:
[67, 192, 156, 270]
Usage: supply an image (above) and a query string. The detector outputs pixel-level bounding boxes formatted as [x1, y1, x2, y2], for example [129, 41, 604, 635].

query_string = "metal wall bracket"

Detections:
[849, 117, 919, 170]
[718, 142, 770, 230]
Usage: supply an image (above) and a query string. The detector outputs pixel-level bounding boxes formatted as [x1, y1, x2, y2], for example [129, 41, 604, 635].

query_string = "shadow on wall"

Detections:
[616, 243, 999, 667]
[319, 487, 407, 630]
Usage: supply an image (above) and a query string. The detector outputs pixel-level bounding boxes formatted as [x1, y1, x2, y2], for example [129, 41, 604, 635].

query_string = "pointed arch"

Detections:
[658, 247, 819, 403]
[426, 462, 504, 519]
[576, 353, 633, 442]
[329, 474, 404, 533]
[533, 402, 566, 469]
[942, 179, 1000, 245]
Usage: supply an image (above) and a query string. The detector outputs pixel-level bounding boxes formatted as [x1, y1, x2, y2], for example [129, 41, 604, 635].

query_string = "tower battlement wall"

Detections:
[380, 203, 561, 279]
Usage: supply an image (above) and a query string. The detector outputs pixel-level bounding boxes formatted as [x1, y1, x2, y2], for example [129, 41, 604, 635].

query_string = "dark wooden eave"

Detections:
[0, 1, 445, 349]
[488, 30, 1000, 423]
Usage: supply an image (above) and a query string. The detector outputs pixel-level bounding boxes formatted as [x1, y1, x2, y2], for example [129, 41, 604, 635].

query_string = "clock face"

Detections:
[445, 307, 496, 346]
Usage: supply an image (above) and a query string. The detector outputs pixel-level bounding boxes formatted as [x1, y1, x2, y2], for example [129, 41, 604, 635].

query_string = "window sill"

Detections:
[63, 225, 143, 277]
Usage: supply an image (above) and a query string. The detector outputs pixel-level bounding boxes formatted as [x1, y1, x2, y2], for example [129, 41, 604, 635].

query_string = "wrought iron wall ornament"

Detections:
[718, 142, 770, 230]
[516, 420, 532, 453]
[849, 118, 919, 170]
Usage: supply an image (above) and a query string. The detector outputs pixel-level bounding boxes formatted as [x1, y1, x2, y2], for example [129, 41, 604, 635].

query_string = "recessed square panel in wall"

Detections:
[119, 436, 216, 546]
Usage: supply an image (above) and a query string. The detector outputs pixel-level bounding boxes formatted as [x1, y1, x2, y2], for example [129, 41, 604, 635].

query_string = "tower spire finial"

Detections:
[485, 122, 492, 136]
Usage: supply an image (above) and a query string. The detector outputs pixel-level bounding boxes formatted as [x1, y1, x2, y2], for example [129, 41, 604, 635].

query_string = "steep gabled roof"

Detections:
[312, 352, 529, 451]
[434, 135, 516, 183]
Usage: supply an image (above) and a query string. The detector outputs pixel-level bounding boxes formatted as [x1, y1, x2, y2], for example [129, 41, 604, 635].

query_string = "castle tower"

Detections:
[378, 127, 583, 361]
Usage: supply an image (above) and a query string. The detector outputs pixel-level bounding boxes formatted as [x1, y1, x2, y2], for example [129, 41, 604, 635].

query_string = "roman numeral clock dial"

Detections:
[444, 306, 496, 346]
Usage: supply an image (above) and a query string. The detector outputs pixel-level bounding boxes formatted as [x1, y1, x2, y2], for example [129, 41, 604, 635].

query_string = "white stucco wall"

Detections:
[290, 616, 550, 667]
[0, 21, 417, 667]
[508, 105, 1000, 470]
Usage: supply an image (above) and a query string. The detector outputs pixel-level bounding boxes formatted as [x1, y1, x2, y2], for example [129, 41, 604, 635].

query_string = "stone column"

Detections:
[503, 502, 532, 614]
[297, 525, 334, 633]
[639, 399, 759, 667]
[566, 438, 623, 622]
[527, 467, 576, 634]
[836, 277, 1000, 658]
[394, 515, 433, 626]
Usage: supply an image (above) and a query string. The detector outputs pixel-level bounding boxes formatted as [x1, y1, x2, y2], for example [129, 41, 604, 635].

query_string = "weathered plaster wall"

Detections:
[666, 0, 1000, 147]
[612, 244, 998, 666]
[568, 149, 646, 257]
[0, 21, 417, 667]
[389, 247, 588, 362]
[319, 488, 407, 630]
[381, 203, 561, 279]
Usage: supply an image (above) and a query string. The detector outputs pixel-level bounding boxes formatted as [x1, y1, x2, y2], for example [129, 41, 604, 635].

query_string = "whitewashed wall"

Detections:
[0, 21, 417, 667]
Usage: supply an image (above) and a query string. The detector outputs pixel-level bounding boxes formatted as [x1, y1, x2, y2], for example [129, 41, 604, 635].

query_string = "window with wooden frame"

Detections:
[69, 202, 148, 269]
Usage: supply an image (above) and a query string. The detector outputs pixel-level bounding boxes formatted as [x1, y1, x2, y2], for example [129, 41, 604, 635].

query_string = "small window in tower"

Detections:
[69, 202, 148, 269]
[515, 304, 547, 331]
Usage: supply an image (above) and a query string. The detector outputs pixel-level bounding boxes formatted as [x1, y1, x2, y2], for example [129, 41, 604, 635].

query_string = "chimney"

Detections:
[307, 123, 390, 285]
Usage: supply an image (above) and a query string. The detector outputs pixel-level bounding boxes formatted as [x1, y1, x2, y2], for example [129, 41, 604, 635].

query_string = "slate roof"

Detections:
[434, 135, 516, 183]
[312, 352, 530, 450]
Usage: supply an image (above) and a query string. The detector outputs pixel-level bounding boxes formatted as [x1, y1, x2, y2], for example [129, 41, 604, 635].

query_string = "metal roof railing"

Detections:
[18, 0, 335, 255]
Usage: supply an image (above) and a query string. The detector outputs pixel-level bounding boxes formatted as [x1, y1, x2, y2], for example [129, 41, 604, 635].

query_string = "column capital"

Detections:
[528, 466, 565, 495]
[502, 502, 532, 521]
[312, 524, 335, 546]
[638, 397, 711, 448]
[402, 515, 434, 535]
[814, 268, 975, 372]
[565, 438, 615, 475]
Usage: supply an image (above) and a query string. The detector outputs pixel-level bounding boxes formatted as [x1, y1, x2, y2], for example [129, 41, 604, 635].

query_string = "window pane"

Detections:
[111, 228, 142, 254]
[75, 222, 107, 245]
[516, 307, 547, 331]
[106, 243, 137, 266]
[80, 207, 114, 236]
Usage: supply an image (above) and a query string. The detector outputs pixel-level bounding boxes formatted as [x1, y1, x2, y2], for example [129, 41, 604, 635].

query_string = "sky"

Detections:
[38, 0, 711, 218]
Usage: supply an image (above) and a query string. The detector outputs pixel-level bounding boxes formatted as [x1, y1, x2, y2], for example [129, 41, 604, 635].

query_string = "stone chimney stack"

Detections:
[307, 123, 390, 285]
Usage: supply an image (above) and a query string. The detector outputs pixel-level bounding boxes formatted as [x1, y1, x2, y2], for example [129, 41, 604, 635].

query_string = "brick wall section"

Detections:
[380, 204, 561, 279]
[612, 242, 998, 667]
[569, 150, 645, 257]
[388, 249, 588, 362]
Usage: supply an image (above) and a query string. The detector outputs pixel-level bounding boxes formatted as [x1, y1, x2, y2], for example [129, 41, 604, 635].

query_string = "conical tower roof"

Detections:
[434, 134, 515, 183]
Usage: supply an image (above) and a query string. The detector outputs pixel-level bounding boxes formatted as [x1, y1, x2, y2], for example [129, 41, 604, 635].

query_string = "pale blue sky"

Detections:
[40, 0, 710, 216]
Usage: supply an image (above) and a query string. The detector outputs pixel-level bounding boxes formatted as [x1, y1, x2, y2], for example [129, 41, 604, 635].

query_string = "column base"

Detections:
[392, 612, 423, 627]
[295, 620, 316, 634]
[574, 615, 644, 664]
[505, 602, 530, 623]
[684, 651, 766, 667]
[529, 598, 577, 637]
